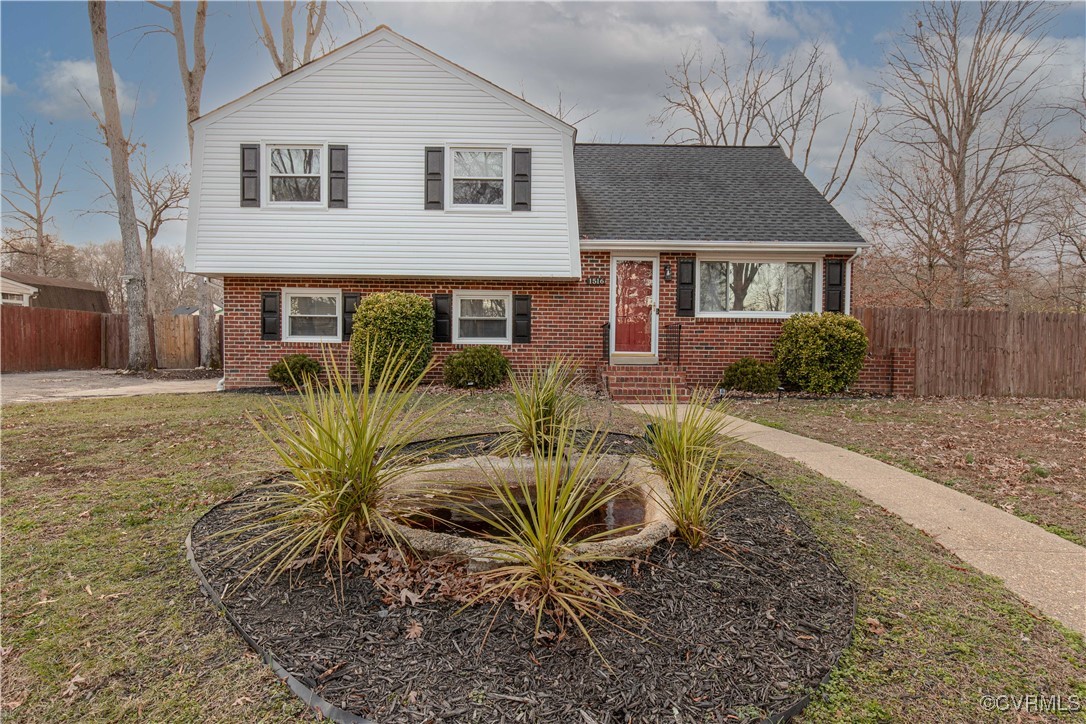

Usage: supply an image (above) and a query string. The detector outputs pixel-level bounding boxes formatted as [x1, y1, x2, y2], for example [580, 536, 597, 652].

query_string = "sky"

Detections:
[1, 1, 1084, 253]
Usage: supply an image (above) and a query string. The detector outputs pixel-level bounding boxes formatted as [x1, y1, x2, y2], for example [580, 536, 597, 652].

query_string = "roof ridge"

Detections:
[574, 143, 782, 149]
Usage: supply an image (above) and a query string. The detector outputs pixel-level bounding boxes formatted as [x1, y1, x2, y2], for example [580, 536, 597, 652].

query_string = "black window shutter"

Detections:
[260, 292, 280, 340]
[433, 293, 452, 342]
[342, 293, 360, 341]
[825, 260, 845, 313]
[513, 294, 532, 343]
[424, 147, 444, 210]
[676, 258, 695, 317]
[241, 144, 260, 207]
[511, 148, 531, 211]
[328, 145, 348, 208]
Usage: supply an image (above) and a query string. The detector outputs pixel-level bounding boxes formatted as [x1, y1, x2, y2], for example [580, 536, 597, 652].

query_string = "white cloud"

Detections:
[31, 58, 138, 120]
[0, 74, 18, 95]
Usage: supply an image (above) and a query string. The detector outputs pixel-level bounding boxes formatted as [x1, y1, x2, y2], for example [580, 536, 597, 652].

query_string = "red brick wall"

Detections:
[224, 250, 910, 395]
[223, 252, 611, 389]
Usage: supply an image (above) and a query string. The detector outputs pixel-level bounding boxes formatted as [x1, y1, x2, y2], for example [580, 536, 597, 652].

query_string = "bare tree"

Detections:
[654, 34, 877, 202]
[148, 0, 219, 366]
[1, 124, 68, 275]
[86, 150, 189, 317]
[252, 0, 327, 75]
[89, 0, 151, 369]
[0, 228, 79, 279]
[868, 1, 1060, 309]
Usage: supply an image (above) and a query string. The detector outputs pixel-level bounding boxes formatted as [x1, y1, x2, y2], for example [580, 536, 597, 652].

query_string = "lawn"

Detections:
[2, 391, 1084, 722]
[728, 396, 1086, 546]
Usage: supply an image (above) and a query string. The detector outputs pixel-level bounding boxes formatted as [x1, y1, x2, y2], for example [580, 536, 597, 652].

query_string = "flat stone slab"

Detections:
[628, 404, 1086, 636]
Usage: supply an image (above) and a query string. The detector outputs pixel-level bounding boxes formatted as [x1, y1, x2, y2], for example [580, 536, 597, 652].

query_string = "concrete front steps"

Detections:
[602, 364, 689, 403]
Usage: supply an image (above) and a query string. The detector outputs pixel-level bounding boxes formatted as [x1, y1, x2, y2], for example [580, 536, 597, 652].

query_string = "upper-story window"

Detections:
[697, 259, 819, 317]
[268, 145, 323, 204]
[451, 149, 505, 207]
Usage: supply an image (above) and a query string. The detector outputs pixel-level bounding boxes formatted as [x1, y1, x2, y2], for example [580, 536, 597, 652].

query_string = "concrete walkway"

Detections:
[2, 370, 221, 405]
[630, 404, 1086, 636]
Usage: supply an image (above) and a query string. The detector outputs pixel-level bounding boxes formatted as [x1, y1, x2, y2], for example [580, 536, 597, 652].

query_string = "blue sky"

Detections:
[2, 1, 1084, 251]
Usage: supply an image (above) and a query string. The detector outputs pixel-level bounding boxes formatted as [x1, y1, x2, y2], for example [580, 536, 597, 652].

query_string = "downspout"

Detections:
[843, 247, 862, 315]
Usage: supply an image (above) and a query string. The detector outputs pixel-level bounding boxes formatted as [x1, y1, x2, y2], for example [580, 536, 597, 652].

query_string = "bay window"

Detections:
[697, 260, 818, 316]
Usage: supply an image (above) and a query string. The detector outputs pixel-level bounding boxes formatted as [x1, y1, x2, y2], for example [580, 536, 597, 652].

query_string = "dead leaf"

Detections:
[865, 617, 887, 635]
[400, 588, 421, 607]
[84, 585, 93, 596]
[62, 674, 86, 699]
[404, 620, 423, 640]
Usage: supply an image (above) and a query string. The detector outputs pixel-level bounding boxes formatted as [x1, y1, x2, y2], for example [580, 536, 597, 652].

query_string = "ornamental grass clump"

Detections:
[495, 356, 581, 456]
[641, 386, 743, 549]
[461, 419, 641, 657]
[219, 340, 454, 586]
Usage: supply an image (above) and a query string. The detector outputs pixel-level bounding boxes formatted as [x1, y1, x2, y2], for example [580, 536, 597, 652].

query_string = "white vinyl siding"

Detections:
[453, 291, 511, 344]
[283, 289, 341, 342]
[187, 35, 578, 278]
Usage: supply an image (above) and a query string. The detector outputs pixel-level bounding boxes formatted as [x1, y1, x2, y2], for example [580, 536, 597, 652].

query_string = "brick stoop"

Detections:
[602, 364, 689, 403]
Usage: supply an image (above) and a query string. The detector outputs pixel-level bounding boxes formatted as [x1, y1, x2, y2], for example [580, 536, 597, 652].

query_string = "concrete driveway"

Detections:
[1, 369, 221, 404]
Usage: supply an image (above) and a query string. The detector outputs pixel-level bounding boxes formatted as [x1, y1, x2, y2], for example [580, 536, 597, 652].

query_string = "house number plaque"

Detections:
[584, 276, 606, 286]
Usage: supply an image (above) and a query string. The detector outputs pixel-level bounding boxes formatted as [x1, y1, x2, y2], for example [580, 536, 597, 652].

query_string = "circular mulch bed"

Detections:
[188, 433, 854, 723]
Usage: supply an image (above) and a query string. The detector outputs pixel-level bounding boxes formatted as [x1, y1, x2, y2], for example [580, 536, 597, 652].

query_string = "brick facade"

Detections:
[223, 249, 915, 396]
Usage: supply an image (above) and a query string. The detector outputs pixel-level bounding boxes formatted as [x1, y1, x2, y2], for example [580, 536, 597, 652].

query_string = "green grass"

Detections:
[2, 392, 1084, 721]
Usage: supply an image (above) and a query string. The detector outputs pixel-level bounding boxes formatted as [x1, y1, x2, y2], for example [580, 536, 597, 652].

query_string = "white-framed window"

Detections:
[1, 292, 30, 306]
[453, 291, 512, 344]
[449, 148, 507, 208]
[267, 145, 324, 204]
[696, 258, 821, 318]
[283, 288, 341, 342]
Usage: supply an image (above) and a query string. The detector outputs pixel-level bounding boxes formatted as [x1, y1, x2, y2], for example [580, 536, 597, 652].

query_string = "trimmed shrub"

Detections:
[268, 354, 321, 389]
[720, 357, 779, 394]
[350, 292, 433, 381]
[774, 312, 868, 394]
[443, 345, 510, 389]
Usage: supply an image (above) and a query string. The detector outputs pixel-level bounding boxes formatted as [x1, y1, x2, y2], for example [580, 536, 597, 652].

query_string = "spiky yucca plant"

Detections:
[463, 419, 641, 657]
[495, 356, 581, 456]
[641, 386, 743, 548]
[219, 340, 454, 584]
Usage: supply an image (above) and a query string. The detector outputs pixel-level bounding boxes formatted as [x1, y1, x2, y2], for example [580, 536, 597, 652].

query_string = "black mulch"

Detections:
[189, 433, 854, 723]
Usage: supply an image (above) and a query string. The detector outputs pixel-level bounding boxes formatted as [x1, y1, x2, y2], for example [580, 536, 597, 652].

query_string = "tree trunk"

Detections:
[89, 0, 150, 370]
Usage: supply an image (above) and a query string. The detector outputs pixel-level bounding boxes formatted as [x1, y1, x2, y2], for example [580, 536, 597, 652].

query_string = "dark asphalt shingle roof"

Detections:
[573, 144, 867, 245]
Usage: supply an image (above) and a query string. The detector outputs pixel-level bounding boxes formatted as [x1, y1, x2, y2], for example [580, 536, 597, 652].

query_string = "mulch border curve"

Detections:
[185, 465, 855, 724]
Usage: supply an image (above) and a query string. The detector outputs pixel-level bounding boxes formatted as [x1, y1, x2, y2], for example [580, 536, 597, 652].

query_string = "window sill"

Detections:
[453, 338, 512, 346]
[444, 206, 511, 214]
[282, 336, 343, 344]
[695, 311, 818, 320]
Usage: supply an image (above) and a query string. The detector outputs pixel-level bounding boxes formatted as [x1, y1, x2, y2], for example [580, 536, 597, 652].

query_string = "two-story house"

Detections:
[186, 26, 868, 399]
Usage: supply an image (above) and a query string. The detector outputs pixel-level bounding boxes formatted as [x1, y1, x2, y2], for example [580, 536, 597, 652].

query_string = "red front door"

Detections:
[614, 259, 655, 353]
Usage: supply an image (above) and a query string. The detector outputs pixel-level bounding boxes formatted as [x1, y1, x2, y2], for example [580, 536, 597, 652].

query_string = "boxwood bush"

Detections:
[443, 345, 510, 389]
[774, 312, 868, 394]
[268, 354, 322, 389]
[350, 292, 433, 381]
[720, 357, 779, 394]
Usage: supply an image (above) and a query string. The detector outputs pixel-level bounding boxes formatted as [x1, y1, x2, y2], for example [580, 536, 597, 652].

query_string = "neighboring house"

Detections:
[186, 26, 867, 398]
[0, 272, 110, 313]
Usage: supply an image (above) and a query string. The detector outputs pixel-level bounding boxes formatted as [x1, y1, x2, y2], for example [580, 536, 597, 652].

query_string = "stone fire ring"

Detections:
[384, 454, 675, 567]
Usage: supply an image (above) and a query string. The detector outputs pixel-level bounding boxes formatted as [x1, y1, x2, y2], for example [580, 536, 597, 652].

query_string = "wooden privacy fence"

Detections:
[853, 307, 1086, 399]
[3, 306, 211, 372]
[1, 306, 103, 373]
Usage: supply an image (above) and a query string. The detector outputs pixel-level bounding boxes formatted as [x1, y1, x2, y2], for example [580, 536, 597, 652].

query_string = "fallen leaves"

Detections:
[404, 620, 424, 640]
[865, 617, 887, 636]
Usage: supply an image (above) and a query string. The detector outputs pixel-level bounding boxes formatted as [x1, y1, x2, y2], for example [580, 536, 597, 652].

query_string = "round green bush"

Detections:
[268, 354, 322, 389]
[350, 291, 433, 381]
[442, 345, 511, 388]
[774, 312, 868, 394]
[720, 357, 779, 394]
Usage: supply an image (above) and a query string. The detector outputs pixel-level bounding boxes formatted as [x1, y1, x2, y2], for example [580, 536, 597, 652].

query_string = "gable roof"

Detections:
[0, 271, 110, 313]
[573, 144, 867, 246]
[194, 26, 574, 136]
